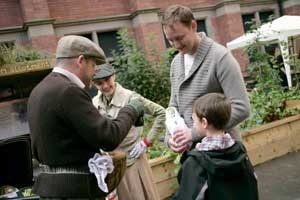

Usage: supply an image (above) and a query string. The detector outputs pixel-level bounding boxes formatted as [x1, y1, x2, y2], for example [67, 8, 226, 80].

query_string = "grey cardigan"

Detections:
[166, 33, 250, 142]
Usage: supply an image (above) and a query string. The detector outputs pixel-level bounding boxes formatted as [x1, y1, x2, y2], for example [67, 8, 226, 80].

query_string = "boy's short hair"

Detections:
[161, 4, 195, 27]
[193, 93, 231, 130]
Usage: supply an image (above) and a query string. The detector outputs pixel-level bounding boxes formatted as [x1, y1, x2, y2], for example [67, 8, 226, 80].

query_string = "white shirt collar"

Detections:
[52, 67, 85, 89]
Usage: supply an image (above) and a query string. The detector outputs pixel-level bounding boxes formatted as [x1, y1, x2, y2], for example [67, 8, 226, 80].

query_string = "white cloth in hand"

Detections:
[88, 153, 114, 193]
[165, 107, 187, 136]
[129, 140, 147, 158]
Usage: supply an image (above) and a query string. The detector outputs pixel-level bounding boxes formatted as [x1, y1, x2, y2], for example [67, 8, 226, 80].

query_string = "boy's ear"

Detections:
[201, 117, 208, 129]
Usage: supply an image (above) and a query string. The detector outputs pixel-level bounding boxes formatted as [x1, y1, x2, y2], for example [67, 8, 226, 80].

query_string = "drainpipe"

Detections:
[277, 0, 284, 16]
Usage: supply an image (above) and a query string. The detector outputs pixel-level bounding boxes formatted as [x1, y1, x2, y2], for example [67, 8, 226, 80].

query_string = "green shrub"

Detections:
[241, 89, 300, 130]
[111, 28, 178, 159]
[240, 29, 300, 130]
[112, 27, 175, 107]
[0, 44, 47, 66]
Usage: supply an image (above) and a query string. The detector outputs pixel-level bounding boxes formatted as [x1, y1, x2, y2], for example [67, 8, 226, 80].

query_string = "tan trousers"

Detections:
[117, 154, 160, 200]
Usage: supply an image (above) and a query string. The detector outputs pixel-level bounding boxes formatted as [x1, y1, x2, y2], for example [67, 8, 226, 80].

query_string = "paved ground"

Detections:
[255, 151, 300, 200]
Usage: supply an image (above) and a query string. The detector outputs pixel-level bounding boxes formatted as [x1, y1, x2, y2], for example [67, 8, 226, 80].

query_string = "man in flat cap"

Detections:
[28, 35, 144, 200]
[92, 63, 165, 200]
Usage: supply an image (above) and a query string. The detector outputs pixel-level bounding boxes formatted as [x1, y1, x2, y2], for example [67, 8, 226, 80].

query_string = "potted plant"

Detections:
[0, 44, 53, 78]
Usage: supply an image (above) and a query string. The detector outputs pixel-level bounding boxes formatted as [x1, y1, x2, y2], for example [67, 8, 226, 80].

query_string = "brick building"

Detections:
[0, 0, 300, 74]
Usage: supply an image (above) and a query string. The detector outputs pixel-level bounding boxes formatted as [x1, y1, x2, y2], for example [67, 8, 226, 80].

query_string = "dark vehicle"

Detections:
[0, 60, 52, 199]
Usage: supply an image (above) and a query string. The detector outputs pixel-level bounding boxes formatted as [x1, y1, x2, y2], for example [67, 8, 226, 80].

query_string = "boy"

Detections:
[172, 93, 258, 200]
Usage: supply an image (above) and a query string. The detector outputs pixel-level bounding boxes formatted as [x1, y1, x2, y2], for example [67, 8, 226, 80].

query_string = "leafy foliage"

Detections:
[112, 27, 176, 107]
[142, 116, 177, 160]
[0, 44, 47, 66]
[241, 89, 300, 130]
[246, 43, 283, 92]
[112, 28, 178, 159]
[240, 19, 300, 130]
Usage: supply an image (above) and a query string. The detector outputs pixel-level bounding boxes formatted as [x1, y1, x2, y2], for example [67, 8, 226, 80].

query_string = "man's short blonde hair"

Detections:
[161, 4, 195, 27]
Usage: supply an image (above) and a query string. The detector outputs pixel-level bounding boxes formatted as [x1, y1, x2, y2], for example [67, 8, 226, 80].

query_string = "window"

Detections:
[259, 11, 274, 24]
[242, 14, 255, 33]
[197, 20, 207, 34]
[75, 31, 120, 58]
[97, 31, 120, 58]
[242, 11, 274, 33]
[79, 33, 93, 41]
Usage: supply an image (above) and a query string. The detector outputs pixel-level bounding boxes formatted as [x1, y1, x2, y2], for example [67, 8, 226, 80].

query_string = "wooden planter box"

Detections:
[0, 59, 54, 77]
[285, 99, 300, 110]
[150, 114, 300, 199]
[149, 156, 178, 200]
[242, 114, 300, 166]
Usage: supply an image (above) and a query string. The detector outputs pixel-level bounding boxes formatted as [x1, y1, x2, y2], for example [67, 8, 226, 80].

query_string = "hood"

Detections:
[188, 142, 249, 177]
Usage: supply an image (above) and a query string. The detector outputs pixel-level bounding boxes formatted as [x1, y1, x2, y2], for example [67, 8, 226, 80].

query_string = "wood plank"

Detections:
[151, 158, 177, 183]
[285, 100, 300, 109]
[244, 118, 294, 165]
[241, 115, 300, 136]
[0, 59, 54, 77]
[156, 177, 178, 200]
[149, 156, 174, 167]
[247, 135, 293, 165]
[290, 119, 300, 151]
[243, 122, 291, 151]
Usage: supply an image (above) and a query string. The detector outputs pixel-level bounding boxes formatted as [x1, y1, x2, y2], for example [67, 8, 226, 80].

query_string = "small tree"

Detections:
[112, 27, 175, 107]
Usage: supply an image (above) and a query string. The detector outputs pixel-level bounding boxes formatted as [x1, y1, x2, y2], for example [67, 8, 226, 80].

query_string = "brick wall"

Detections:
[47, 0, 218, 22]
[284, 5, 300, 15]
[0, 0, 23, 28]
[209, 17, 220, 42]
[128, 0, 217, 11]
[19, 0, 51, 21]
[152, 0, 217, 10]
[213, 13, 249, 73]
[133, 22, 166, 60]
[215, 13, 244, 46]
[47, 0, 130, 22]
[31, 35, 57, 55]
[232, 49, 249, 74]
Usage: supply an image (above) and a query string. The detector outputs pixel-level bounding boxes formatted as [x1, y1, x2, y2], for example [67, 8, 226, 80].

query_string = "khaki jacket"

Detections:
[93, 83, 165, 166]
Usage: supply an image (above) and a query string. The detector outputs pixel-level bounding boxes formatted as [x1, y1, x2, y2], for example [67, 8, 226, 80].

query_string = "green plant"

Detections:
[112, 27, 175, 107]
[141, 116, 175, 160]
[0, 44, 47, 66]
[245, 41, 283, 92]
[240, 89, 300, 130]
[240, 16, 300, 130]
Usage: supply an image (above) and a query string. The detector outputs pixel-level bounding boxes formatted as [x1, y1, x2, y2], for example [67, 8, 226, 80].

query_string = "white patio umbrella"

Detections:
[227, 15, 300, 88]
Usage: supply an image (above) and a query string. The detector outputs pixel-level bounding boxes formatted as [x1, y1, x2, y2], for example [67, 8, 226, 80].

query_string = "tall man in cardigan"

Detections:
[28, 35, 144, 199]
[161, 5, 250, 153]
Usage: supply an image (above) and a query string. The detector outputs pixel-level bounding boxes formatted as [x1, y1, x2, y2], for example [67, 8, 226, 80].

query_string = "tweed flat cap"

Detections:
[93, 63, 116, 80]
[56, 35, 106, 64]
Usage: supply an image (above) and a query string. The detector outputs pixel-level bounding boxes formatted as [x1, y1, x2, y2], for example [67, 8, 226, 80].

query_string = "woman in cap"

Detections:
[92, 63, 165, 200]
